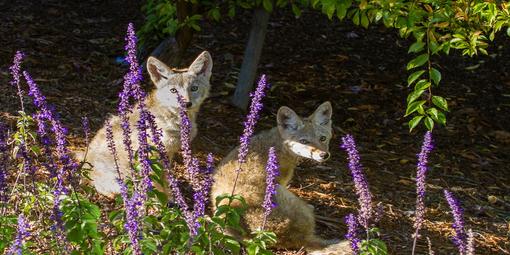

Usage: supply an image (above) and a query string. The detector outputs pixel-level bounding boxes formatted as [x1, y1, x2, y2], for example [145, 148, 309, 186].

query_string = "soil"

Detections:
[1, 0, 509, 254]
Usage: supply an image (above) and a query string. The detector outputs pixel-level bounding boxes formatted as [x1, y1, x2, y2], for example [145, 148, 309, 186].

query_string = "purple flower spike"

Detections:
[9, 51, 25, 111]
[118, 179, 142, 255]
[340, 135, 373, 230]
[7, 214, 30, 255]
[82, 117, 90, 145]
[118, 23, 144, 169]
[237, 75, 270, 166]
[0, 123, 9, 203]
[136, 110, 153, 195]
[345, 213, 360, 255]
[444, 190, 468, 254]
[145, 112, 189, 216]
[466, 229, 475, 255]
[25, 71, 76, 243]
[177, 94, 193, 169]
[262, 147, 279, 229]
[412, 131, 433, 254]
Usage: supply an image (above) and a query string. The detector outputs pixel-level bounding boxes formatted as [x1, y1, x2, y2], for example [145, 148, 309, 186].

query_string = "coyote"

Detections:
[80, 51, 213, 197]
[211, 102, 351, 254]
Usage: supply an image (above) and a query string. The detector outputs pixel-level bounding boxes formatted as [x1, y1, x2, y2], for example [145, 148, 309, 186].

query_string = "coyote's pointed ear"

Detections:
[311, 101, 332, 126]
[147, 56, 174, 86]
[277, 106, 303, 131]
[188, 51, 212, 80]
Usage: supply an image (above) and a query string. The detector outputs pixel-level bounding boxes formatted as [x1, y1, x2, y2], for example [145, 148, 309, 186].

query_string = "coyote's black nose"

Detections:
[320, 152, 330, 160]
[185, 102, 193, 108]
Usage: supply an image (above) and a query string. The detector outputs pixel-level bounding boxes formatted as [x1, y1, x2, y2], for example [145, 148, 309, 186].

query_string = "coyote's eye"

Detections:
[190, 86, 199, 92]
[170, 88, 177, 93]
[299, 139, 309, 145]
[320, 136, 327, 142]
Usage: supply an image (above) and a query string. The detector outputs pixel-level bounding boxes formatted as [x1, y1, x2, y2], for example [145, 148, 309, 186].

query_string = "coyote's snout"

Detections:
[79, 51, 213, 197]
[211, 102, 352, 254]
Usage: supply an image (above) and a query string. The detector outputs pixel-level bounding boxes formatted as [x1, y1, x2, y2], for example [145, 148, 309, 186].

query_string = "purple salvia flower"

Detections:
[24, 71, 75, 243]
[412, 131, 433, 255]
[136, 110, 153, 195]
[117, 23, 144, 168]
[18, 142, 36, 176]
[105, 120, 122, 179]
[261, 147, 279, 230]
[125, 23, 143, 98]
[191, 154, 215, 224]
[340, 135, 373, 230]
[237, 75, 269, 166]
[33, 112, 57, 184]
[0, 123, 8, 203]
[145, 112, 189, 215]
[7, 214, 30, 255]
[345, 213, 360, 255]
[177, 94, 193, 169]
[466, 229, 475, 255]
[444, 189, 468, 254]
[106, 121, 142, 254]
[188, 157, 203, 237]
[82, 117, 90, 146]
[203, 153, 215, 199]
[25, 71, 77, 175]
[118, 179, 142, 255]
[202, 153, 215, 206]
[9, 51, 25, 111]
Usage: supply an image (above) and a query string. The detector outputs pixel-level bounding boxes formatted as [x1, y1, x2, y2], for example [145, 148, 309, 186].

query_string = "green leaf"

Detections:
[360, 12, 369, 28]
[432, 95, 448, 111]
[291, 4, 302, 17]
[409, 115, 424, 132]
[507, 27, 510, 37]
[437, 112, 447, 125]
[424, 116, 434, 130]
[336, 4, 349, 20]
[407, 70, 425, 86]
[414, 80, 431, 91]
[262, 0, 273, 12]
[430, 68, 441, 85]
[405, 100, 426, 117]
[352, 11, 360, 25]
[427, 107, 439, 120]
[407, 54, 429, 70]
[407, 89, 425, 104]
[408, 41, 425, 53]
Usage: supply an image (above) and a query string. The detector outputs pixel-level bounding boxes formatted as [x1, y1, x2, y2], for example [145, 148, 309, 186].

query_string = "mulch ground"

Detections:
[1, 0, 509, 254]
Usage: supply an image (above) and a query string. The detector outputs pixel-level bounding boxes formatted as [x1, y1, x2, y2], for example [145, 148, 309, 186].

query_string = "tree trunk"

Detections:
[231, 8, 271, 111]
[173, 0, 194, 67]
[146, 1, 196, 68]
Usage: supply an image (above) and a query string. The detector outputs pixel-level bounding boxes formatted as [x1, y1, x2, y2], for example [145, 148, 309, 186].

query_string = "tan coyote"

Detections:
[211, 102, 351, 254]
[80, 51, 213, 197]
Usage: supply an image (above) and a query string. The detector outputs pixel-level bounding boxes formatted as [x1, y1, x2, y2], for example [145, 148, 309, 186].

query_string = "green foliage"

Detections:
[359, 228, 388, 255]
[0, 215, 18, 252]
[139, 0, 178, 47]
[245, 230, 277, 255]
[139, 0, 510, 132]
[106, 152, 275, 255]
[61, 194, 104, 254]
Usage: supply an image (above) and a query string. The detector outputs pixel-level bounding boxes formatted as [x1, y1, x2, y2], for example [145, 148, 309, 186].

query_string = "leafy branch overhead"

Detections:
[140, 0, 510, 131]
